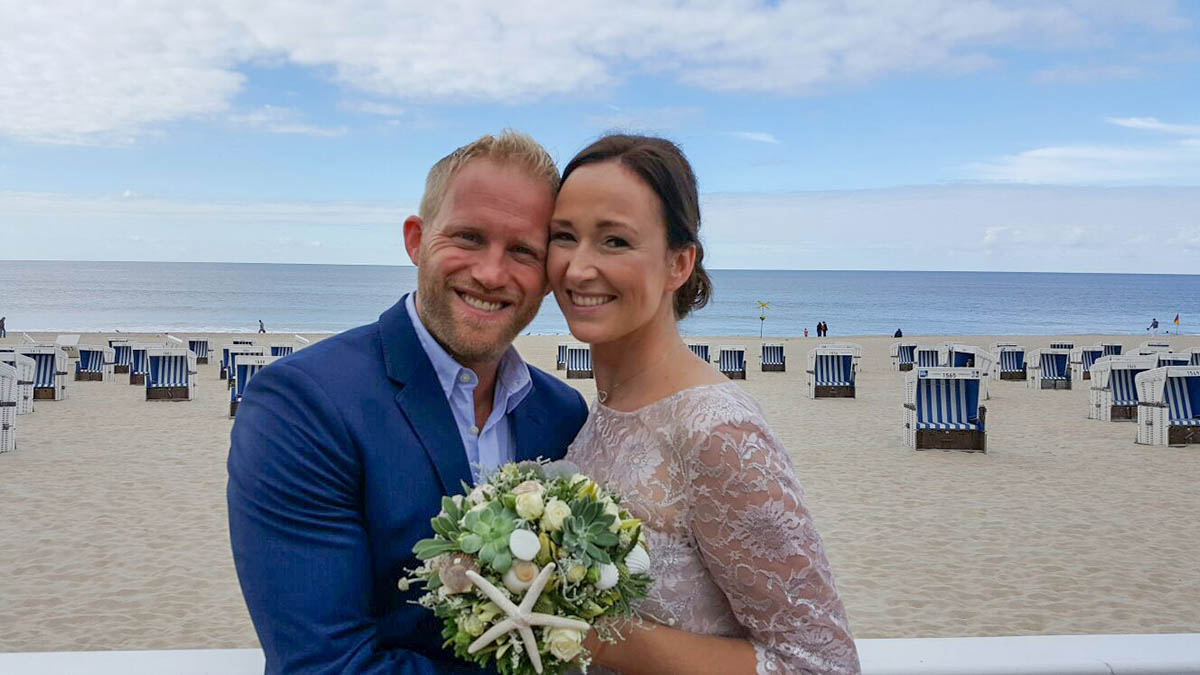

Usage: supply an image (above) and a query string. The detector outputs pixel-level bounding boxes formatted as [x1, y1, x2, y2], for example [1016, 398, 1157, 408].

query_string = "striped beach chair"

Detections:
[1049, 341, 1074, 351]
[761, 343, 785, 372]
[903, 367, 986, 452]
[0, 351, 36, 415]
[109, 339, 133, 374]
[1101, 343, 1123, 357]
[75, 346, 114, 382]
[807, 347, 855, 398]
[1156, 352, 1190, 367]
[0, 362, 17, 453]
[1070, 346, 1104, 382]
[717, 346, 746, 380]
[1088, 355, 1155, 422]
[230, 355, 279, 417]
[994, 347, 1027, 381]
[19, 345, 68, 401]
[187, 338, 211, 365]
[556, 343, 569, 371]
[687, 343, 710, 363]
[1190, 348, 1200, 366]
[566, 345, 592, 380]
[129, 344, 152, 386]
[1135, 366, 1200, 446]
[1139, 341, 1171, 353]
[233, 339, 255, 346]
[270, 342, 297, 357]
[221, 344, 266, 381]
[146, 348, 197, 401]
[915, 346, 940, 368]
[1028, 349, 1071, 390]
[890, 343, 916, 372]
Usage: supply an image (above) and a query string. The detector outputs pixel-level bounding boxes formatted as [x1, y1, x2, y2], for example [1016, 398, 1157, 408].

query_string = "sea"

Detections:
[0, 260, 1196, 337]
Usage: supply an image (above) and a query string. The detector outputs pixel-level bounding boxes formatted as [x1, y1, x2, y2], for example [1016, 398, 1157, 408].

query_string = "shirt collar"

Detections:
[405, 293, 532, 411]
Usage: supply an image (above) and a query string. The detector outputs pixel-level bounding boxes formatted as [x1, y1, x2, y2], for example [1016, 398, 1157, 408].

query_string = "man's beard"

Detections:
[415, 271, 542, 366]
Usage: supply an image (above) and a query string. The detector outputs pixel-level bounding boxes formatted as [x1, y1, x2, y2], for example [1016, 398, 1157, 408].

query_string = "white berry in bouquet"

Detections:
[406, 460, 654, 675]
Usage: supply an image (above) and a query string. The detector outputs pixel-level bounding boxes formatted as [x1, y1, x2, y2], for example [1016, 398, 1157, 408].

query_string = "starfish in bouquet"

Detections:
[465, 562, 591, 674]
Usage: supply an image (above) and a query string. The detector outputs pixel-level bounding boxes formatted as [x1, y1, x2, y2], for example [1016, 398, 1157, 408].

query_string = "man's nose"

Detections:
[471, 245, 508, 289]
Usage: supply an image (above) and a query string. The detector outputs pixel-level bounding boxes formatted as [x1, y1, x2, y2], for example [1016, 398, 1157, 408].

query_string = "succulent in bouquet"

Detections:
[404, 461, 653, 675]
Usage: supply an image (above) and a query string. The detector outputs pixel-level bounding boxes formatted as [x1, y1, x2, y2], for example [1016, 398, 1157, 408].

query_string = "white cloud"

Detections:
[729, 131, 780, 144]
[1034, 64, 1142, 83]
[0, 1, 1189, 144]
[4, 185, 1198, 273]
[339, 100, 406, 117]
[1107, 116, 1200, 136]
[964, 140, 1200, 184]
[584, 106, 703, 133]
[228, 105, 347, 137]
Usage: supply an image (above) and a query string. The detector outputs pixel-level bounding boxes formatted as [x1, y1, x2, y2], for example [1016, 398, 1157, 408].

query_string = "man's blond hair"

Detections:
[419, 130, 559, 225]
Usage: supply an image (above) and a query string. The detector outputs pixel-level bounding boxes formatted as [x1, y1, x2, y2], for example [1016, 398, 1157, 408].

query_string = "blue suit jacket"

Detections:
[228, 297, 588, 674]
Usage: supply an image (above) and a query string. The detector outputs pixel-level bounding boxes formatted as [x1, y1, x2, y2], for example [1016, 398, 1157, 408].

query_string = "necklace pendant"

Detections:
[597, 390, 608, 403]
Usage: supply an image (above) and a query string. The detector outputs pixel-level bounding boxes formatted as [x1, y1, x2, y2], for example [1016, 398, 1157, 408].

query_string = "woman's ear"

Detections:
[665, 244, 696, 294]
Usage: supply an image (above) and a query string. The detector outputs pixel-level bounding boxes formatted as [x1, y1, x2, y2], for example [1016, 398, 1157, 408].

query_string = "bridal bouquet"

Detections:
[404, 461, 653, 675]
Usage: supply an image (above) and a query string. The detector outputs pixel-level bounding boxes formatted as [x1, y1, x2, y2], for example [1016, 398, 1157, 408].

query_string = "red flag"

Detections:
[1175, 314, 1181, 325]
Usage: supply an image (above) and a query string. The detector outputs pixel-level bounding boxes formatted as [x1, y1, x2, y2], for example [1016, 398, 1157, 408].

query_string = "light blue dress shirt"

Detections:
[405, 294, 531, 483]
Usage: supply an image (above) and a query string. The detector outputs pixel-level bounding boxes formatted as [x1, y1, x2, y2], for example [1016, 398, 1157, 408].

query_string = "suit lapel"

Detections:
[510, 394, 555, 463]
[379, 296, 472, 494]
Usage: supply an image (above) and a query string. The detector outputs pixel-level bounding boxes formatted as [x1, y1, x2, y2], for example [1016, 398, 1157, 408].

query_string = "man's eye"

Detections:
[456, 232, 483, 244]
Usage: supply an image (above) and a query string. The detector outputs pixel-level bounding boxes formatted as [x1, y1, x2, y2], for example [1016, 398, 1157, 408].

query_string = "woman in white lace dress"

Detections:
[547, 134, 860, 674]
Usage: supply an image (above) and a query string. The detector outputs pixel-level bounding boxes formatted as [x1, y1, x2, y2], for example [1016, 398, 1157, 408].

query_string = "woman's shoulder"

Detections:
[655, 382, 770, 437]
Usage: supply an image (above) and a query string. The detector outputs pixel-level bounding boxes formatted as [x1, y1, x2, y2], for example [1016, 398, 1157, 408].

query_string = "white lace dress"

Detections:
[566, 383, 860, 674]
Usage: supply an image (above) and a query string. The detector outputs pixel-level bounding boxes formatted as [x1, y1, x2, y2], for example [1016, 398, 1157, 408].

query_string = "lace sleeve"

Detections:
[684, 418, 861, 675]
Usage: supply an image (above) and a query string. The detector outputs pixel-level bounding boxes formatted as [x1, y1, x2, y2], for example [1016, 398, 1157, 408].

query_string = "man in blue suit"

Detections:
[228, 131, 588, 673]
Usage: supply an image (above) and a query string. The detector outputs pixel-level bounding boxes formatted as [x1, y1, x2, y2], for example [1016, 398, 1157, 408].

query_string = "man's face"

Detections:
[405, 159, 554, 367]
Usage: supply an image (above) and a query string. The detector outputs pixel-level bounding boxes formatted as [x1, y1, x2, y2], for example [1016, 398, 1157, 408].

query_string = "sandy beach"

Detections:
[1, 331, 1197, 652]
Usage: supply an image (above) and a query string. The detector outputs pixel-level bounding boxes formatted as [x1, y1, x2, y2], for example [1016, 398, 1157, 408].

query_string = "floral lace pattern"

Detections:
[566, 383, 860, 674]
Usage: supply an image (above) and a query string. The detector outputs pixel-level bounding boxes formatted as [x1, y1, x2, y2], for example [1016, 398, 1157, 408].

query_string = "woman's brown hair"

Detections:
[561, 134, 712, 319]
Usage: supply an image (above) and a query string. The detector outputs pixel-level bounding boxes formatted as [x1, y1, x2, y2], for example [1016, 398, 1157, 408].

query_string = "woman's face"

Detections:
[547, 161, 691, 345]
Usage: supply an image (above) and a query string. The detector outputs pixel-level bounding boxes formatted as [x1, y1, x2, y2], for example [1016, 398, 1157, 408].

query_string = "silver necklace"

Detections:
[596, 343, 683, 404]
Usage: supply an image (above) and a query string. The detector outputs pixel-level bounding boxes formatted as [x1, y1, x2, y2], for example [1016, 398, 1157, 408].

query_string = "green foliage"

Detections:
[560, 499, 619, 566]
[460, 501, 518, 573]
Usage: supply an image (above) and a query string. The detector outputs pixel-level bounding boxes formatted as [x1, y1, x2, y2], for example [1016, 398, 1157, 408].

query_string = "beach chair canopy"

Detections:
[1075, 347, 1103, 372]
[148, 350, 193, 387]
[718, 347, 745, 373]
[916, 347, 940, 368]
[762, 344, 784, 366]
[567, 346, 591, 372]
[914, 371, 983, 431]
[270, 343, 295, 357]
[897, 344, 916, 364]
[233, 357, 276, 400]
[1139, 342, 1171, 353]
[1158, 353, 1190, 367]
[1039, 352, 1069, 380]
[1049, 341, 1074, 350]
[1191, 349, 1200, 366]
[76, 347, 107, 373]
[187, 339, 210, 359]
[999, 349, 1025, 372]
[946, 346, 977, 368]
[1165, 371, 1200, 425]
[1102, 343, 1123, 357]
[687, 343, 710, 362]
[24, 351, 57, 387]
[812, 351, 854, 385]
[556, 343, 569, 366]
[130, 346, 150, 375]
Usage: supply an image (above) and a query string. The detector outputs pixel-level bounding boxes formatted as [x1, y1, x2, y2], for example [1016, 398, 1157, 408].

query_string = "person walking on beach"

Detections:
[227, 131, 587, 673]
[257, 319, 266, 334]
[894, 328, 903, 338]
[1148, 317, 1159, 334]
[0, 316, 6, 338]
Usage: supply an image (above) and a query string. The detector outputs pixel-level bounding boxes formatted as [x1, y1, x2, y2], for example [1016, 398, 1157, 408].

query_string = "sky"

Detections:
[1, 0, 1199, 273]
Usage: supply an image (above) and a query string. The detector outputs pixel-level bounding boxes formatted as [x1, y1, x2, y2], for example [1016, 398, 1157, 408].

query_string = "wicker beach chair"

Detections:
[687, 343, 710, 363]
[1101, 343, 1123, 357]
[0, 351, 36, 415]
[903, 367, 986, 452]
[915, 346, 940, 368]
[129, 344, 152, 386]
[1028, 349, 1071, 390]
[16, 345, 67, 401]
[1088, 355, 1156, 422]
[1156, 353, 1190, 367]
[761, 343, 785, 372]
[230, 355, 279, 417]
[270, 342, 298, 357]
[1190, 348, 1200, 366]
[75, 345, 114, 382]
[146, 348, 197, 401]
[187, 338, 211, 365]
[109, 339, 133, 374]
[807, 347, 856, 398]
[1139, 341, 1171, 353]
[1049, 341, 1075, 351]
[566, 345, 592, 380]
[993, 346, 1027, 381]
[0, 362, 17, 453]
[890, 342, 917, 372]
[221, 344, 267, 381]
[556, 343, 569, 371]
[1135, 366, 1200, 446]
[717, 346, 746, 380]
[1070, 346, 1104, 382]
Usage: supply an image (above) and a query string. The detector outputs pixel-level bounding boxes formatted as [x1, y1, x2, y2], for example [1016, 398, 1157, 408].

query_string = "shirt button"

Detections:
[459, 373, 470, 383]
[469, 425, 479, 435]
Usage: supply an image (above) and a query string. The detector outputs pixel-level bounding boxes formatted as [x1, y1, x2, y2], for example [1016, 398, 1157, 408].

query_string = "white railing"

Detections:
[0, 634, 1197, 674]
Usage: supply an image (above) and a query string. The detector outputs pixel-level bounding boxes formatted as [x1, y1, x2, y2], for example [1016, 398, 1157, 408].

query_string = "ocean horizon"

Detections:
[1, 260, 1196, 337]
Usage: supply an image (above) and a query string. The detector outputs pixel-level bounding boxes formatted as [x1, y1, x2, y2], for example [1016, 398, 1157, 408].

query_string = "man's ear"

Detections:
[402, 215, 425, 265]
[665, 245, 696, 294]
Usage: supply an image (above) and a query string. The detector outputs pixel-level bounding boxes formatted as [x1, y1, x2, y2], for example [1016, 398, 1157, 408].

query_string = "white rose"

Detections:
[540, 498, 572, 531]
[513, 480, 545, 497]
[515, 492, 544, 520]
[459, 614, 486, 637]
[467, 483, 495, 505]
[603, 500, 622, 533]
[546, 627, 585, 662]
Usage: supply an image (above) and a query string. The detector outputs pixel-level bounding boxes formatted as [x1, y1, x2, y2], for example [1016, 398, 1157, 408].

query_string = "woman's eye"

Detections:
[549, 231, 575, 243]
[605, 236, 630, 248]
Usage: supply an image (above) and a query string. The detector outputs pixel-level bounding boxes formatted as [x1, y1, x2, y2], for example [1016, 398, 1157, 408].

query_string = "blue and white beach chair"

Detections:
[1088, 355, 1156, 422]
[187, 338, 211, 365]
[270, 342, 297, 357]
[1135, 366, 1200, 446]
[0, 350, 36, 415]
[890, 343, 917, 372]
[915, 346, 940, 368]
[221, 344, 266, 381]
[1070, 346, 1104, 382]
[566, 345, 592, 380]
[1156, 353, 1190, 367]
[230, 355, 279, 417]
[232, 339, 255, 346]
[687, 343, 710, 363]
[18, 346, 68, 401]
[807, 347, 856, 398]
[994, 346, 1027, 381]
[74, 346, 113, 383]
[109, 339, 133, 374]
[145, 348, 197, 401]
[1101, 343, 1123, 357]
[1190, 348, 1200, 366]
[129, 344, 152, 386]
[718, 346, 746, 380]
[903, 367, 986, 452]
[761, 343, 785, 372]
[1049, 341, 1075, 351]
[556, 343, 569, 371]
[1028, 349, 1071, 390]
[0, 362, 16, 453]
[1139, 341, 1171, 353]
